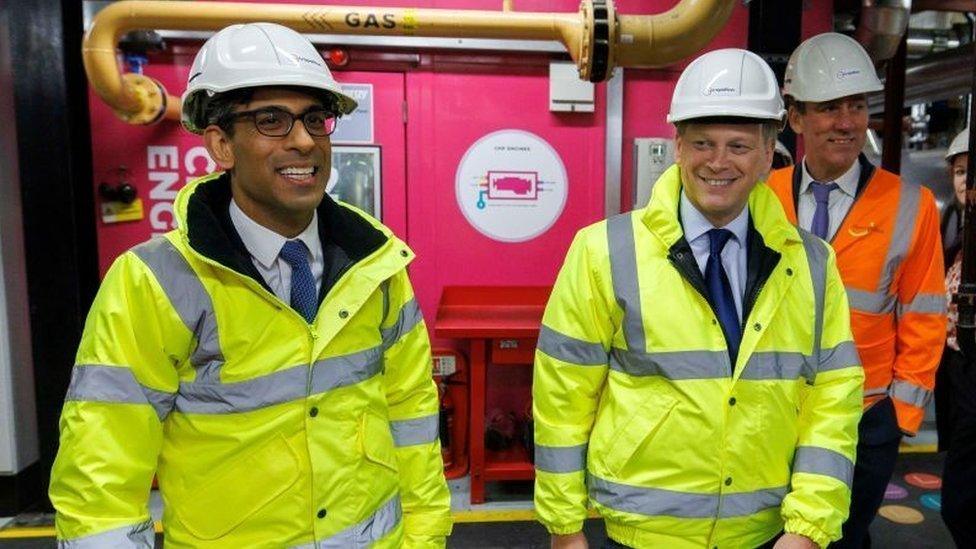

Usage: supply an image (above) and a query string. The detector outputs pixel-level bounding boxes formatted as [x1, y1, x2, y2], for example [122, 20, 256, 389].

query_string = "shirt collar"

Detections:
[799, 157, 860, 198]
[229, 198, 321, 269]
[679, 189, 749, 246]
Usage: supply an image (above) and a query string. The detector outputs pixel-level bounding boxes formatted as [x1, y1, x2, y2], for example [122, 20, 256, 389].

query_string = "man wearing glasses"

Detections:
[49, 23, 452, 548]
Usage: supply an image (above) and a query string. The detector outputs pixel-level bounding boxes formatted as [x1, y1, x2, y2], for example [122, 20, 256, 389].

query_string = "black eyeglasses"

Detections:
[223, 106, 339, 138]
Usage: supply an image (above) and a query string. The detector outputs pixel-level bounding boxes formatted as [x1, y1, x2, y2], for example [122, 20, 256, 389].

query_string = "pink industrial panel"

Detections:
[90, 55, 405, 274]
[405, 68, 607, 335]
[619, 72, 682, 213]
[89, 50, 197, 275]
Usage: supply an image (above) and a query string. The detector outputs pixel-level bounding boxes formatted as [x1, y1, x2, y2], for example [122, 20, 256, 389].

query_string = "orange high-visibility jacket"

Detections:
[768, 157, 946, 435]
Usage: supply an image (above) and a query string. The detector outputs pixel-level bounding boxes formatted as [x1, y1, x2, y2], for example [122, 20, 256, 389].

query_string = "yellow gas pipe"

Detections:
[83, 0, 735, 125]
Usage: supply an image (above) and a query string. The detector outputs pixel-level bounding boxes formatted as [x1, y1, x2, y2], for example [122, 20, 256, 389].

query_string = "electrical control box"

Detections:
[632, 137, 674, 209]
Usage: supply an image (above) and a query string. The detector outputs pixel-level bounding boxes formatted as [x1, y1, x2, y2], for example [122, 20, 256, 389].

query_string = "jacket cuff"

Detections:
[783, 518, 831, 549]
[892, 402, 922, 436]
[542, 520, 585, 536]
[402, 533, 447, 549]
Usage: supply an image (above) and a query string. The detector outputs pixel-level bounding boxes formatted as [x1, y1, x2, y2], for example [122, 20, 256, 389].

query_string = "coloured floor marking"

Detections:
[878, 505, 925, 524]
[904, 472, 942, 490]
[884, 482, 909, 500]
[920, 493, 942, 511]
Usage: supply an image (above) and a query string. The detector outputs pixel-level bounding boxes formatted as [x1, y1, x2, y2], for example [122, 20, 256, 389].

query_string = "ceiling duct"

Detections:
[855, 0, 912, 62]
[868, 41, 974, 111]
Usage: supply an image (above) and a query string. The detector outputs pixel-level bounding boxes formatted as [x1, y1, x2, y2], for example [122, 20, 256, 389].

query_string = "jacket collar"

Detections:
[173, 172, 393, 284]
[641, 164, 800, 254]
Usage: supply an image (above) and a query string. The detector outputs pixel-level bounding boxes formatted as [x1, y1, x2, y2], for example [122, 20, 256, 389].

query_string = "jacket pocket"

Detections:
[174, 433, 301, 540]
[360, 409, 399, 473]
[600, 392, 678, 478]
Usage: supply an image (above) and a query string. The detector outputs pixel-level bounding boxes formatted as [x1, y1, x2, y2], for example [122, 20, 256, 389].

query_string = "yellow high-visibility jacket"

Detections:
[533, 166, 864, 548]
[50, 172, 452, 548]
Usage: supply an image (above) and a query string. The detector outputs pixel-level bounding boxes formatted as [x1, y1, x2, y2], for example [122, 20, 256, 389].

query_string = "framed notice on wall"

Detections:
[327, 145, 382, 220]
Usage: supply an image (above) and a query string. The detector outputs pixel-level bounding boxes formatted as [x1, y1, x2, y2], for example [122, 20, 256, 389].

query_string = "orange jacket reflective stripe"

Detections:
[767, 162, 946, 434]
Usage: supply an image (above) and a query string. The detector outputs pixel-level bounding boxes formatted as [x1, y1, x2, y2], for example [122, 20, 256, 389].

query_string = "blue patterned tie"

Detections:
[810, 181, 839, 240]
[279, 240, 317, 323]
[705, 229, 741, 363]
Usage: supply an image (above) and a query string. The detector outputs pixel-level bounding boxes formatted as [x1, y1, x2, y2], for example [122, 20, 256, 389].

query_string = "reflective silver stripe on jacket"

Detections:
[864, 386, 888, 398]
[793, 446, 854, 487]
[58, 519, 155, 549]
[589, 474, 786, 518]
[798, 229, 828, 382]
[175, 346, 383, 414]
[879, 182, 921, 300]
[889, 379, 933, 407]
[817, 341, 860, 374]
[537, 325, 607, 366]
[610, 348, 731, 379]
[391, 414, 439, 447]
[66, 365, 175, 421]
[607, 345, 857, 382]
[607, 213, 646, 354]
[535, 443, 588, 474]
[605, 217, 853, 381]
[847, 182, 922, 316]
[133, 237, 224, 382]
[896, 293, 947, 316]
[381, 297, 423, 349]
[846, 288, 896, 315]
[317, 494, 402, 548]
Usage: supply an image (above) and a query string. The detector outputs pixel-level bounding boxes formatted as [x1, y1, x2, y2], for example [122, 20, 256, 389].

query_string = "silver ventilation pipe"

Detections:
[855, 0, 912, 62]
[869, 41, 975, 112]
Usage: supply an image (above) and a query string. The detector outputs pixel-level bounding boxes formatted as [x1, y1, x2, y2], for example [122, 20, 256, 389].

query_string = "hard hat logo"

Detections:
[704, 86, 738, 96]
[292, 55, 324, 67]
[836, 68, 862, 80]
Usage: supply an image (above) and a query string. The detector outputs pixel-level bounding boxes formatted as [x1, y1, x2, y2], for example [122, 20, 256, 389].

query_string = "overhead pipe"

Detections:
[868, 41, 975, 112]
[84, 0, 735, 126]
[912, 0, 976, 12]
[906, 27, 963, 58]
[855, 0, 912, 63]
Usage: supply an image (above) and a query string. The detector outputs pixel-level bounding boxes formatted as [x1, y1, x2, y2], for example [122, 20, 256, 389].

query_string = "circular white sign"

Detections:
[455, 130, 568, 242]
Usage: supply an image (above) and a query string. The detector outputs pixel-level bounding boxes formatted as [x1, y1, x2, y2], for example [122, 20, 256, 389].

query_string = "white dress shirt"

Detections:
[229, 199, 324, 304]
[680, 191, 749, 322]
[797, 159, 860, 242]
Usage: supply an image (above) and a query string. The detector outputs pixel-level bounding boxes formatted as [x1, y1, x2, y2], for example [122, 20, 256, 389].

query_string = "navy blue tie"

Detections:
[279, 240, 317, 323]
[705, 229, 741, 363]
[810, 181, 839, 240]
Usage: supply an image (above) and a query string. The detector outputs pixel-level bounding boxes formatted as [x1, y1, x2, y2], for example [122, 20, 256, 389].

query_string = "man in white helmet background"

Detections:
[767, 32, 946, 548]
[533, 48, 862, 549]
[49, 23, 452, 547]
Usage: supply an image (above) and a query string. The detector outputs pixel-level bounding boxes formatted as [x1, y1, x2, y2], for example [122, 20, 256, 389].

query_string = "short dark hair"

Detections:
[204, 88, 255, 136]
[204, 86, 342, 136]
[675, 116, 780, 144]
[786, 97, 806, 114]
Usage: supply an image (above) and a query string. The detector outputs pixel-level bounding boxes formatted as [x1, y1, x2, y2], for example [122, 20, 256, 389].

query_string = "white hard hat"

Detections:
[783, 32, 883, 103]
[667, 48, 785, 124]
[181, 23, 357, 134]
[946, 127, 970, 161]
